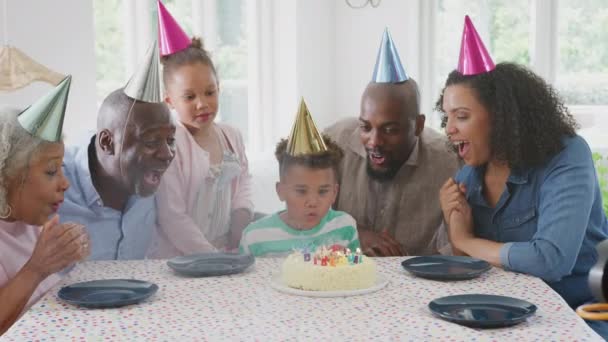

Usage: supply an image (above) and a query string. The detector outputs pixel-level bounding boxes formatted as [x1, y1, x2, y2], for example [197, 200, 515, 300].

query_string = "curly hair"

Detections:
[435, 62, 578, 169]
[160, 37, 218, 89]
[0, 111, 47, 217]
[275, 135, 344, 180]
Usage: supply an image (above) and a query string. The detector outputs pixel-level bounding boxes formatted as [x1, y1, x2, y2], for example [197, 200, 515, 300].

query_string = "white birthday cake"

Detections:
[280, 246, 377, 291]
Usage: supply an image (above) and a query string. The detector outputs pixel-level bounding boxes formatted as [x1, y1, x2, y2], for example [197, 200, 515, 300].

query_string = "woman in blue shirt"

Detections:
[437, 62, 608, 337]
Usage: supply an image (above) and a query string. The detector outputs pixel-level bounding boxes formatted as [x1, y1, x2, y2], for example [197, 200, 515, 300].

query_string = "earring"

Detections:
[0, 205, 12, 219]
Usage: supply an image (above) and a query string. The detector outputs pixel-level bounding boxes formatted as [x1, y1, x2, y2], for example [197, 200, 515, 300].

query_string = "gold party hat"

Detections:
[286, 98, 328, 156]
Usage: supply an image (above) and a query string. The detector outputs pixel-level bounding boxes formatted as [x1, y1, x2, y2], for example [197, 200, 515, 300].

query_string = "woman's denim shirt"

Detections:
[455, 135, 608, 308]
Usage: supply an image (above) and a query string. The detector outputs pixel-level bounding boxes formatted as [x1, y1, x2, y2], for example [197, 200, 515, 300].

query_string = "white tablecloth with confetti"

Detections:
[3, 257, 602, 341]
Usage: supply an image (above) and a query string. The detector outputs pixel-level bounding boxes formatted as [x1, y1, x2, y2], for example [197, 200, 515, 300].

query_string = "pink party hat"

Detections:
[457, 15, 495, 75]
[158, 0, 191, 56]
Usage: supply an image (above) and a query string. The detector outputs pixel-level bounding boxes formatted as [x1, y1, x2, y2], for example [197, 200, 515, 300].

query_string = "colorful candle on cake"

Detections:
[329, 255, 336, 267]
[303, 247, 311, 261]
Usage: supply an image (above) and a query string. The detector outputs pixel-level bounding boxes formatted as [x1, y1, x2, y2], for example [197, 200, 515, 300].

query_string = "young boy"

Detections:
[239, 100, 360, 257]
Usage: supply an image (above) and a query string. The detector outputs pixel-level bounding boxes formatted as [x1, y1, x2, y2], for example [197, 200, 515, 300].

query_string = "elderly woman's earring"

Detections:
[0, 205, 12, 219]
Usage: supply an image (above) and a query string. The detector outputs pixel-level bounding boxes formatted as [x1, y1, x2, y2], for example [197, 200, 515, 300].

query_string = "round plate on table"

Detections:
[58, 279, 158, 308]
[167, 252, 255, 277]
[428, 294, 537, 328]
[401, 255, 491, 280]
[269, 275, 389, 298]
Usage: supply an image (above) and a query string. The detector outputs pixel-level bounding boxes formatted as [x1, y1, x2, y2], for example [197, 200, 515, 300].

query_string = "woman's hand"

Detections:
[439, 178, 467, 223]
[449, 202, 503, 267]
[24, 215, 90, 279]
[0, 217, 88, 335]
[448, 199, 474, 249]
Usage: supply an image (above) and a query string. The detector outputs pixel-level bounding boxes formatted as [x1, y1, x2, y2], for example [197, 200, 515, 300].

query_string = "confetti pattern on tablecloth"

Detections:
[2, 258, 602, 341]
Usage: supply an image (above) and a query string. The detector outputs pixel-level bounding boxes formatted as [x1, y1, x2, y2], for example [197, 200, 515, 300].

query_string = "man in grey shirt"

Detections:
[325, 30, 459, 256]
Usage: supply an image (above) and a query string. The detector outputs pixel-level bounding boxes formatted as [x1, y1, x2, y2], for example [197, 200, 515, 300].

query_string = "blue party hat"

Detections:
[371, 28, 409, 83]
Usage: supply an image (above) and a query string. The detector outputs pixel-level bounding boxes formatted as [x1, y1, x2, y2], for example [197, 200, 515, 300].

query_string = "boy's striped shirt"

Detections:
[239, 209, 360, 257]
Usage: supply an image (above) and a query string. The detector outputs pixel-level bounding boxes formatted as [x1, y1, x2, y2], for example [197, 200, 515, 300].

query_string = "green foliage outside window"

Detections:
[557, 1, 608, 105]
[93, 0, 126, 102]
[593, 152, 608, 216]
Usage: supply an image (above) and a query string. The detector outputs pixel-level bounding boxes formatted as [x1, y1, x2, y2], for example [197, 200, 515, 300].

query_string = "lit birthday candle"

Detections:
[346, 248, 354, 264]
[356, 248, 363, 263]
[303, 247, 311, 261]
[329, 255, 336, 267]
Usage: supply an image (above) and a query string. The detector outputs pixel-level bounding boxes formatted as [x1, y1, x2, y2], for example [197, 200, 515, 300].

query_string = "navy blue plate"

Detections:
[429, 294, 537, 328]
[58, 279, 158, 308]
[167, 252, 255, 277]
[401, 255, 491, 280]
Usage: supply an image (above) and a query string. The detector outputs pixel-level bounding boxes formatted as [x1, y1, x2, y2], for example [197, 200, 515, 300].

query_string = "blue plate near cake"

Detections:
[428, 294, 537, 328]
[167, 252, 255, 277]
[58, 279, 158, 308]
[401, 255, 491, 280]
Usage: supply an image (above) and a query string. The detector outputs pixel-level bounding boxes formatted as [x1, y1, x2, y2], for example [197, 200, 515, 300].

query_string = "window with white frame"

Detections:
[427, 0, 608, 149]
[93, 0, 127, 103]
[94, 1, 607, 150]
[434, 0, 530, 92]
[555, 0, 608, 149]
[93, 0, 253, 145]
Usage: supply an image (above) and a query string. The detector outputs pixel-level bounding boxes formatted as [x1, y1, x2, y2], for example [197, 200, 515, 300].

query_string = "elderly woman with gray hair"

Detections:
[0, 77, 90, 335]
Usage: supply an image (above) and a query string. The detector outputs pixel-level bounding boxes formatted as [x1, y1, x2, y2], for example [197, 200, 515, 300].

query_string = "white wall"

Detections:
[296, 0, 336, 130]
[268, 0, 422, 134]
[266, 0, 337, 146]
[271, 0, 298, 144]
[333, 0, 421, 123]
[0, 0, 97, 144]
[270, 0, 424, 129]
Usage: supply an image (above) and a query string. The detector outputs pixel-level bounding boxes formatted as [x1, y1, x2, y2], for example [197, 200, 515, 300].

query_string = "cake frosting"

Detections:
[281, 246, 377, 291]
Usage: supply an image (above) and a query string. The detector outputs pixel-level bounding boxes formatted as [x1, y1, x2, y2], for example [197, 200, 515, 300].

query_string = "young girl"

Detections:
[152, 37, 254, 257]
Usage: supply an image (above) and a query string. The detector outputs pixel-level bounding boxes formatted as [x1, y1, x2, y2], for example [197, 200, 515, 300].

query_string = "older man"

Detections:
[325, 30, 459, 256]
[59, 42, 176, 260]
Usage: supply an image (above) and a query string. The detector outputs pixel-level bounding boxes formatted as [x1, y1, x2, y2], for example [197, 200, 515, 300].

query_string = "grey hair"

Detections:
[0, 110, 47, 216]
